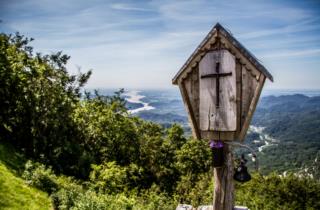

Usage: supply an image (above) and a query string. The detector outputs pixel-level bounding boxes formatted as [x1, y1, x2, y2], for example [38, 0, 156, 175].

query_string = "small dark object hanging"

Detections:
[234, 154, 251, 183]
[210, 140, 224, 168]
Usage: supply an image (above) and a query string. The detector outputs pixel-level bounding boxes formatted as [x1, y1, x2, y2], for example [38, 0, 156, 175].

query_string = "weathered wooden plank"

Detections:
[213, 144, 234, 210]
[219, 35, 261, 79]
[175, 35, 219, 85]
[184, 68, 200, 135]
[199, 51, 217, 131]
[223, 146, 234, 210]
[241, 66, 251, 126]
[199, 50, 237, 131]
[191, 67, 200, 126]
[239, 74, 266, 141]
[219, 51, 237, 132]
[202, 131, 235, 141]
[184, 74, 192, 101]
[252, 73, 259, 91]
[235, 59, 242, 136]
[179, 80, 201, 139]
[241, 65, 259, 139]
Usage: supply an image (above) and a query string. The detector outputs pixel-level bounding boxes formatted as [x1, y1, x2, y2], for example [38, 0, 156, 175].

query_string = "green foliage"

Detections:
[0, 142, 25, 174]
[175, 172, 214, 207]
[1, 32, 320, 209]
[65, 190, 175, 210]
[18, 158, 175, 210]
[73, 92, 138, 167]
[90, 161, 128, 194]
[251, 95, 320, 176]
[22, 160, 58, 194]
[175, 138, 212, 176]
[0, 144, 52, 209]
[20, 160, 84, 209]
[167, 123, 187, 149]
[236, 173, 320, 210]
[137, 185, 176, 210]
[0, 32, 92, 177]
[70, 191, 135, 210]
[52, 186, 84, 210]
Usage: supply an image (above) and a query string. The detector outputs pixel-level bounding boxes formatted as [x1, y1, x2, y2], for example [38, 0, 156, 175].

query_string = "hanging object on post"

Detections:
[234, 154, 251, 183]
[210, 140, 224, 167]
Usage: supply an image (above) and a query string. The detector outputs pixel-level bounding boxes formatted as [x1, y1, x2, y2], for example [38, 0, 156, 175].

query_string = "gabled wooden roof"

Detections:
[172, 23, 273, 84]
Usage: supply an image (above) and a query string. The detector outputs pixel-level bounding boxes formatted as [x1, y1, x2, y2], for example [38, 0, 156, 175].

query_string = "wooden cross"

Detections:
[201, 62, 232, 108]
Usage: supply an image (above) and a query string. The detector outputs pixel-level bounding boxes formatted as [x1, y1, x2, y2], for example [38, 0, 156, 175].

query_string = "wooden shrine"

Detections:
[172, 23, 273, 210]
[172, 23, 273, 142]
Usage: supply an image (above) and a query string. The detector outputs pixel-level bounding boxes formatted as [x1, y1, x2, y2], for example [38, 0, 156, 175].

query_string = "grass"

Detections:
[0, 142, 52, 210]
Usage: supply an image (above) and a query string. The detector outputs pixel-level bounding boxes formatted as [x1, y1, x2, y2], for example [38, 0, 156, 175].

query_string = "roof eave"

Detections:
[172, 23, 274, 85]
[172, 25, 219, 85]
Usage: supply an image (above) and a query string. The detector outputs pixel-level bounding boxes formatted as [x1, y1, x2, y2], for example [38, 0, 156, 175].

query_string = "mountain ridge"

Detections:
[132, 92, 320, 177]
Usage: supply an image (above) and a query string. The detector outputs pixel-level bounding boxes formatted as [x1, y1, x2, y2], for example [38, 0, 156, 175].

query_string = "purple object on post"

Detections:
[210, 140, 224, 149]
[210, 140, 224, 167]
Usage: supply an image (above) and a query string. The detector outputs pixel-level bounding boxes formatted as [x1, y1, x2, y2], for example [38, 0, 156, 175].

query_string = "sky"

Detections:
[1, 0, 320, 90]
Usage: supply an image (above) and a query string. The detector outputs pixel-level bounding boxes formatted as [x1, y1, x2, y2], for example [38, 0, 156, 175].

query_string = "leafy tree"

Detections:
[2, 32, 320, 210]
[236, 173, 320, 210]
[0, 32, 91, 177]
[175, 138, 212, 176]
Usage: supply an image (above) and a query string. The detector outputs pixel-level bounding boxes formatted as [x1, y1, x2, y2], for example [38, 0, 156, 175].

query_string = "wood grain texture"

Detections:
[241, 66, 252, 126]
[219, 35, 261, 80]
[185, 67, 200, 127]
[175, 36, 219, 85]
[178, 46, 265, 141]
[179, 80, 201, 139]
[191, 67, 200, 127]
[213, 144, 234, 210]
[202, 131, 235, 141]
[199, 50, 237, 131]
[235, 59, 242, 137]
[239, 74, 265, 141]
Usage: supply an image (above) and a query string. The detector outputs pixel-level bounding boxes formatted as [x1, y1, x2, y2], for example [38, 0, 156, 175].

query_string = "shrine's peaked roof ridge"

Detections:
[172, 23, 274, 84]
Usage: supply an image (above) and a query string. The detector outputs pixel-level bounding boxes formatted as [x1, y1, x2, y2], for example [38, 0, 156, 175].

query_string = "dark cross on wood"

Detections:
[201, 62, 232, 108]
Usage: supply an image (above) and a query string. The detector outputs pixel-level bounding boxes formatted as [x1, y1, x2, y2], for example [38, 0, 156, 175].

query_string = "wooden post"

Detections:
[213, 144, 234, 210]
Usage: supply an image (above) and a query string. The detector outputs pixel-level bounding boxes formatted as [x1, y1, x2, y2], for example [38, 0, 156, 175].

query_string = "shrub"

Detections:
[89, 161, 128, 194]
[236, 173, 320, 210]
[175, 138, 212, 176]
[22, 160, 58, 194]
[137, 184, 176, 210]
[51, 176, 84, 210]
[71, 191, 136, 210]
[174, 172, 213, 207]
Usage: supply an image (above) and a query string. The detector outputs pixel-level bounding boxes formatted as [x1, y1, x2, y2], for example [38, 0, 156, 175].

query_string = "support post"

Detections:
[213, 144, 234, 210]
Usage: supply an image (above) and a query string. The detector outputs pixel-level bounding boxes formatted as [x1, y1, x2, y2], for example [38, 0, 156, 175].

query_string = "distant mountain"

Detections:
[137, 111, 189, 129]
[253, 94, 320, 144]
[129, 91, 320, 178]
[245, 94, 320, 176]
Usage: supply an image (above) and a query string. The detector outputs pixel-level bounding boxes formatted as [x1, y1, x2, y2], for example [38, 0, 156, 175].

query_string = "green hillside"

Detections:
[1, 32, 320, 210]
[0, 143, 52, 210]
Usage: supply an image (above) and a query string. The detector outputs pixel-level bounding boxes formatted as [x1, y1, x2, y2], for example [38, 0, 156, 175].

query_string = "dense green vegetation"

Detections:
[251, 95, 320, 175]
[137, 93, 320, 177]
[0, 143, 52, 209]
[1, 32, 320, 209]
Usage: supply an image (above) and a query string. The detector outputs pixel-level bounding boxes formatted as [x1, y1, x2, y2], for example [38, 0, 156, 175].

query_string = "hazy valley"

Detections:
[119, 89, 320, 178]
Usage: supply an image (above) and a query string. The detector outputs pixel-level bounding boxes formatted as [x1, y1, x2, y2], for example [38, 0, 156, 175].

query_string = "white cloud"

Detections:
[262, 49, 320, 59]
[238, 19, 320, 40]
[110, 3, 153, 12]
[1, 0, 320, 89]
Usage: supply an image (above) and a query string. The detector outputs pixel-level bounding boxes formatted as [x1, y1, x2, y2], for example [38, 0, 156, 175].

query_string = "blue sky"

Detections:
[1, 0, 320, 90]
